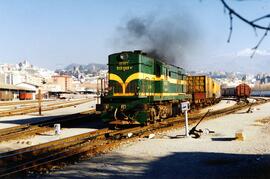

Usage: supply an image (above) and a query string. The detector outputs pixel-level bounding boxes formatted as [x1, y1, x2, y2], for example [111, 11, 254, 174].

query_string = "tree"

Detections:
[220, 0, 270, 58]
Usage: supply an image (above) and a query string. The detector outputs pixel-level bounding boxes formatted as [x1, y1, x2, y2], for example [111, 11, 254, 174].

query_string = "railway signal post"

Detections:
[38, 89, 42, 115]
[181, 101, 190, 137]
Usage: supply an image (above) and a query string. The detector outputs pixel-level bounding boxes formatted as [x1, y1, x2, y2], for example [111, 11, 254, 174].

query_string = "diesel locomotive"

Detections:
[96, 50, 191, 125]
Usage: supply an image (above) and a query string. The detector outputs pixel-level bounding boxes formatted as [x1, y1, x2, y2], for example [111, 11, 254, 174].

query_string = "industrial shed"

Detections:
[0, 83, 35, 101]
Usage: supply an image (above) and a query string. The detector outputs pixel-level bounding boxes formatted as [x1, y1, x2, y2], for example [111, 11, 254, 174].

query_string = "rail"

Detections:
[0, 109, 96, 142]
[0, 98, 92, 117]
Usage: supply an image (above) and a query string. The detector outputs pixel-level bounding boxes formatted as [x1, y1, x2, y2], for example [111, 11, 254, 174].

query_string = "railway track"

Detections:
[0, 99, 56, 107]
[0, 98, 268, 178]
[0, 99, 66, 111]
[0, 98, 92, 117]
[0, 109, 96, 142]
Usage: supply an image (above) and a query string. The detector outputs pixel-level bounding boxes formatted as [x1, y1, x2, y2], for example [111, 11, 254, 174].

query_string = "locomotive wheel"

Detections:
[150, 107, 157, 123]
[144, 121, 150, 126]
[159, 106, 168, 120]
[109, 124, 120, 130]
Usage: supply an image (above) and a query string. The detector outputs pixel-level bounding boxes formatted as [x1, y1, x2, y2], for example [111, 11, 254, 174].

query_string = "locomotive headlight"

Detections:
[120, 104, 126, 110]
[120, 53, 128, 60]
[105, 104, 109, 110]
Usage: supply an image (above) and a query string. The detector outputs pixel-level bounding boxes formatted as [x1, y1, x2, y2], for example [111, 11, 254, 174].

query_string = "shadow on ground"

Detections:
[0, 113, 106, 130]
[40, 152, 270, 179]
[0, 115, 58, 125]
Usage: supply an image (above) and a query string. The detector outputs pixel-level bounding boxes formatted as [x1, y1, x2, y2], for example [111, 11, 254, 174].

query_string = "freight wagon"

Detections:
[19, 92, 33, 100]
[221, 83, 251, 101]
[251, 90, 270, 97]
[221, 87, 235, 97]
[252, 84, 270, 97]
[187, 75, 221, 106]
[236, 83, 251, 98]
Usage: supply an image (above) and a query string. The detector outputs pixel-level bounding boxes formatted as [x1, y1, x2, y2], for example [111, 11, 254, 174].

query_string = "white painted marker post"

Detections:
[184, 110, 189, 137]
[181, 101, 190, 137]
[54, 124, 61, 135]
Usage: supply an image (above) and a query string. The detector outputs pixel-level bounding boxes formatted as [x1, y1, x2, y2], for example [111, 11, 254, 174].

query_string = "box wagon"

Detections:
[222, 83, 251, 101]
[236, 83, 251, 98]
[187, 75, 221, 106]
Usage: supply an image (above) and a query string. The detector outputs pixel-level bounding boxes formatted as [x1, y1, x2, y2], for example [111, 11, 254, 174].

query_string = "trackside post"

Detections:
[38, 89, 42, 115]
[185, 110, 189, 136]
[181, 101, 190, 137]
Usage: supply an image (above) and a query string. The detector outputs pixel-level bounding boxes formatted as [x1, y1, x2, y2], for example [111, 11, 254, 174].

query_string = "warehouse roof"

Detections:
[0, 83, 35, 92]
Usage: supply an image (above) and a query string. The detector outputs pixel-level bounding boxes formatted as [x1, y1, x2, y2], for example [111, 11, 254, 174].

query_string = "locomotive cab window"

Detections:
[156, 64, 161, 77]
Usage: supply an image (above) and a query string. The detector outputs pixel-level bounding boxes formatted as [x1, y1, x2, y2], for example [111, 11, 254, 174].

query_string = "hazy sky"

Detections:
[0, 0, 269, 73]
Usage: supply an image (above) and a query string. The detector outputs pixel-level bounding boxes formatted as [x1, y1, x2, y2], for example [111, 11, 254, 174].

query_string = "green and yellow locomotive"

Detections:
[96, 51, 190, 125]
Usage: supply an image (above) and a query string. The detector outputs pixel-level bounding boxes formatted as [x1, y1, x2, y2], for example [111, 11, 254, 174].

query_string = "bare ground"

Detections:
[37, 102, 270, 178]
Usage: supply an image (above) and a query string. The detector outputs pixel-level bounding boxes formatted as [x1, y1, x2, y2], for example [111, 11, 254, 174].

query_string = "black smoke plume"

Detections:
[114, 13, 199, 66]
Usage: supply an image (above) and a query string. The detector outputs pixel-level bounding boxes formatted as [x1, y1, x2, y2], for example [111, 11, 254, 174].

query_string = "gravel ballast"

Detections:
[42, 102, 270, 178]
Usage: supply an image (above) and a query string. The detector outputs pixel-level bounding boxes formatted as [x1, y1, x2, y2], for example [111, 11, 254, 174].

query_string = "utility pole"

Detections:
[38, 89, 42, 115]
[96, 78, 100, 104]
